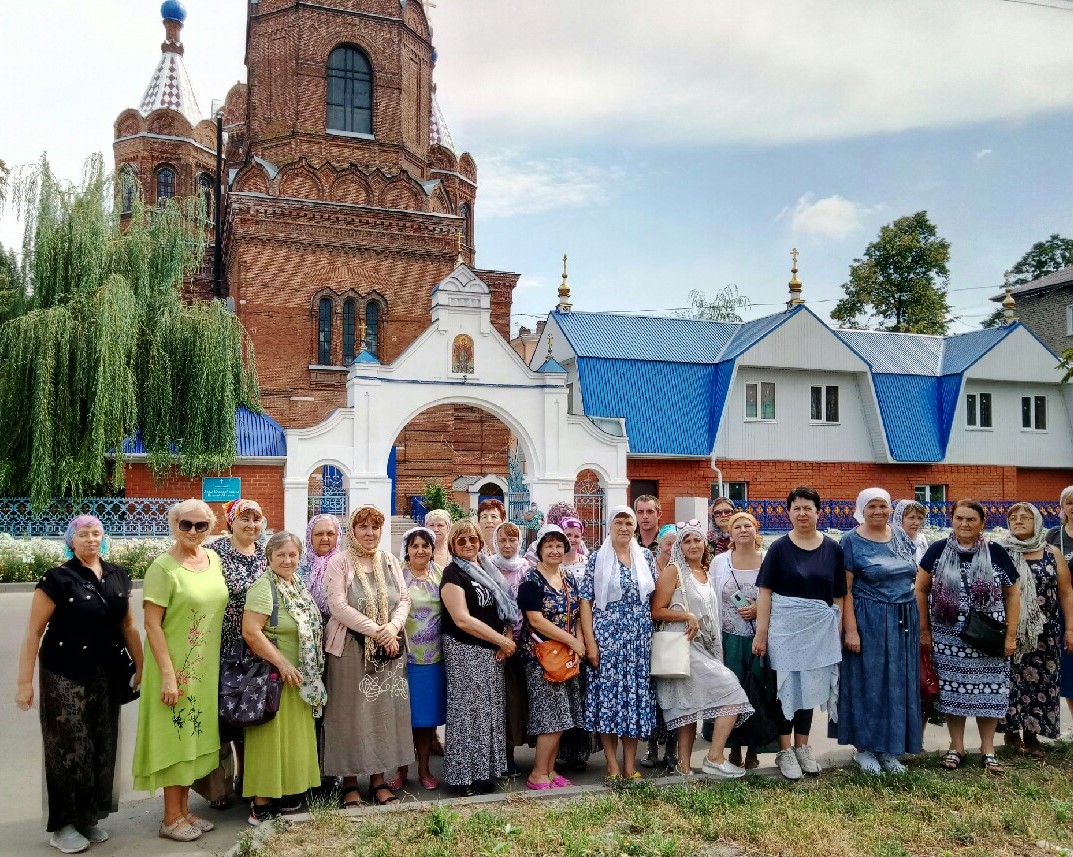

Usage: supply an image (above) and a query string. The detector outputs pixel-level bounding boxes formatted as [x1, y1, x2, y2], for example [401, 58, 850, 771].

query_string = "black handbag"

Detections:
[960, 607, 1007, 658]
[112, 642, 140, 705]
[219, 581, 284, 728]
[729, 652, 781, 748]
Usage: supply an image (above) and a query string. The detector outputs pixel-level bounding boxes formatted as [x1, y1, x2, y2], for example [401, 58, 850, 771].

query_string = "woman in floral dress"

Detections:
[1000, 503, 1073, 754]
[579, 506, 657, 784]
[133, 500, 228, 842]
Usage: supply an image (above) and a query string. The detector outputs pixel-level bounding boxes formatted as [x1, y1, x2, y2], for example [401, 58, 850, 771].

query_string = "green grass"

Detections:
[263, 745, 1073, 857]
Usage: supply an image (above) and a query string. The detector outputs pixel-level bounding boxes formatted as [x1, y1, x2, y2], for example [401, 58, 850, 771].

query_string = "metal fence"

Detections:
[0, 497, 181, 537]
[738, 499, 1062, 532]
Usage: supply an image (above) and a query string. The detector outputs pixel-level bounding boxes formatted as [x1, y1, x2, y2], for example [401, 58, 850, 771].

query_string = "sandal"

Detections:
[184, 814, 214, 832]
[372, 784, 399, 805]
[550, 775, 573, 788]
[981, 753, 1004, 775]
[209, 796, 232, 811]
[158, 818, 202, 842]
[339, 786, 364, 809]
[526, 778, 554, 790]
[386, 771, 407, 791]
[603, 774, 622, 788]
[941, 749, 964, 770]
[419, 774, 439, 790]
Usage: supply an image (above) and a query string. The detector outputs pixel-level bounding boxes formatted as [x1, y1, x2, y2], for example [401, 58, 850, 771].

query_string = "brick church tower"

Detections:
[115, 0, 520, 510]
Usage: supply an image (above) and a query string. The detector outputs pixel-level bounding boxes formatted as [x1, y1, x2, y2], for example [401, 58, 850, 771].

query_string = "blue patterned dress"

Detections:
[579, 552, 657, 738]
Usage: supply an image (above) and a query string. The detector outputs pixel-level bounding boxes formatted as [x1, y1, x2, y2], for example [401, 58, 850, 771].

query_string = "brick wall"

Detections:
[627, 458, 1073, 508]
[124, 462, 285, 537]
[1016, 286, 1073, 358]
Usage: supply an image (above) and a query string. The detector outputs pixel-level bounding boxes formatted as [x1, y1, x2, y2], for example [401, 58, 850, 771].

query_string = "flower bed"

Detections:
[0, 534, 173, 583]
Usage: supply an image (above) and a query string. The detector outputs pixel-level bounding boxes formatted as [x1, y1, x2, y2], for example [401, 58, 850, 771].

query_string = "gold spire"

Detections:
[787, 247, 805, 309]
[546, 332, 555, 361]
[456, 230, 464, 265]
[557, 254, 572, 313]
[1002, 269, 1017, 323]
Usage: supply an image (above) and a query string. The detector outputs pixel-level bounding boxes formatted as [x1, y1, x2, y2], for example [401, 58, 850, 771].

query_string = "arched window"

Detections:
[460, 202, 473, 248]
[119, 165, 137, 214]
[365, 300, 380, 357]
[326, 46, 373, 135]
[342, 298, 356, 363]
[155, 166, 176, 203]
[197, 172, 214, 220]
[317, 297, 333, 365]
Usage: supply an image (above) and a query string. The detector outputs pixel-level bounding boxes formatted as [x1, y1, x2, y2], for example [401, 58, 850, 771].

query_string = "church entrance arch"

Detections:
[282, 263, 630, 548]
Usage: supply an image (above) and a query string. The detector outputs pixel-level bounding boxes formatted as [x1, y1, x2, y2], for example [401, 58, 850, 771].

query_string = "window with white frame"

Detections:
[745, 381, 775, 421]
[965, 392, 993, 429]
[809, 385, 839, 423]
[1066, 303, 1073, 337]
[1022, 395, 1047, 431]
[915, 484, 946, 503]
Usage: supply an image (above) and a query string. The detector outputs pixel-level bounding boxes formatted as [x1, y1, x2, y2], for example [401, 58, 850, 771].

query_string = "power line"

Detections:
[999, 0, 1073, 10]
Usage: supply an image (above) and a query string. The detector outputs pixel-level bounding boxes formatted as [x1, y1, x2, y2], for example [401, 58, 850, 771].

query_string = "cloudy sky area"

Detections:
[3, 0, 1073, 333]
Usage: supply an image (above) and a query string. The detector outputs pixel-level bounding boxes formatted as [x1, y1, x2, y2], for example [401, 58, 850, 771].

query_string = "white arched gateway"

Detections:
[283, 263, 630, 548]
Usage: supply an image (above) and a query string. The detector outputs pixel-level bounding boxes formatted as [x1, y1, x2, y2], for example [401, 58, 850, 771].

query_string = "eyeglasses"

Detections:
[712, 509, 734, 516]
[677, 519, 703, 529]
[454, 536, 481, 546]
[178, 520, 210, 533]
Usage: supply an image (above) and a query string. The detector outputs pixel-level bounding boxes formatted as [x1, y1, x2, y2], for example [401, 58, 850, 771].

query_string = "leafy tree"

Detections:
[1008, 234, 1073, 286]
[831, 211, 951, 334]
[676, 284, 751, 322]
[0, 158, 8, 205]
[0, 244, 20, 323]
[0, 154, 260, 507]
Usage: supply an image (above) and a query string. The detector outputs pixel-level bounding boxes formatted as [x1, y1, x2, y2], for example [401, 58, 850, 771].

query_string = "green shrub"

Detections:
[0, 535, 172, 583]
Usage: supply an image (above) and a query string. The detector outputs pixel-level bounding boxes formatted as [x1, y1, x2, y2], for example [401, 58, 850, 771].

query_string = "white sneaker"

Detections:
[701, 757, 746, 779]
[877, 753, 908, 774]
[775, 748, 803, 780]
[49, 825, 90, 854]
[794, 744, 822, 775]
[854, 750, 882, 774]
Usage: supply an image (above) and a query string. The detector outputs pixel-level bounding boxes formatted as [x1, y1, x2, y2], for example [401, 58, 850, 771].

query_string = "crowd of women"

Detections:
[14, 485, 1073, 852]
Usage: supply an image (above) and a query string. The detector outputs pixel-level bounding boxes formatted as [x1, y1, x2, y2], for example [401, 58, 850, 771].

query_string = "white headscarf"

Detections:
[593, 505, 656, 610]
[853, 487, 891, 524]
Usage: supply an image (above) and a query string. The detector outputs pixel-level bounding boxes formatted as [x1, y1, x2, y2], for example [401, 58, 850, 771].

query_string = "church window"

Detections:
[342, 299, 356, 364]
[452, 333, 474, 374]
[197, 172, 214, 220]
[460, 202, 473, 248]
[155, 166, 176, 203]
[317, 297, 333, 365]
[119, 165, 137, 214]
[365, 300, 380, 357]
[326, 46, 373, 135]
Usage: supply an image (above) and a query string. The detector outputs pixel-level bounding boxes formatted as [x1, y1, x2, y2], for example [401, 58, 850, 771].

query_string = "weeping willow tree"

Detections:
[0, 154, 260, 506]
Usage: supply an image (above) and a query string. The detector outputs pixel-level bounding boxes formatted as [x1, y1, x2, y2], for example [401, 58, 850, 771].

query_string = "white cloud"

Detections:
[779, 194, 875, 239]
[431, 0, 1073, 148]
[514, 276, 544, 292]
[476, 151, 624, 219]
[975, 148, 994, 159]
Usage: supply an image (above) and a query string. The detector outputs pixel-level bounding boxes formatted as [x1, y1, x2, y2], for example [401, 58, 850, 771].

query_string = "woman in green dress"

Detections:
[241, 532, 325, 825]
[133, 499, 228, 842]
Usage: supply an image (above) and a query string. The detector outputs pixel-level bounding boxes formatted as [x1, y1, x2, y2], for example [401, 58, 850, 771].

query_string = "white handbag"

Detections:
[650, 566, 692, 679]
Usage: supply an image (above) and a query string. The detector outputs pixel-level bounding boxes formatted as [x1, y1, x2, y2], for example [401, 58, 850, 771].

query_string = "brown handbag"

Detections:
[531, 580, 581, 683]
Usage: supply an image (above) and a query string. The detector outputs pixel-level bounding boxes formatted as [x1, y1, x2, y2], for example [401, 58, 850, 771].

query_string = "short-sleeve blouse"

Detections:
[404, 563, 444, 665]
[440, 561, 504, 650]
[517, 567, 579, 663]
[756, 535, 846, 605]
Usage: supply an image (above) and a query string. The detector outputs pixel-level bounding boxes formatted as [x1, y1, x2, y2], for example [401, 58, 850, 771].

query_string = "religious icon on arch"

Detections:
[452, 333, 475, 374]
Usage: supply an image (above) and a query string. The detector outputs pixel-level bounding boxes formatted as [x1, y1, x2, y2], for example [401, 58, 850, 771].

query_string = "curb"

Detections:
[0, 580, 145, 593]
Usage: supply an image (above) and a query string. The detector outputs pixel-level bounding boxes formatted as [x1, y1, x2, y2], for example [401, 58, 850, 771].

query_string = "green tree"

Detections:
[676, 284, 751, 322]
[0, 244, 20, 323]
[831, 211, 951, 334]
[981, 233, 1073, 328]
[0, 154, 260, 506]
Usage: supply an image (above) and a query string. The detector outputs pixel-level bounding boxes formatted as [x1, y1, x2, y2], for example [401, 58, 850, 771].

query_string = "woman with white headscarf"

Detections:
[1046, 485, 1073, 735]
[999, 503, 1073, 755]
[892, 500, 930, 563]
[834, 488, 922, 774]
[579, 506, 657, 785]
[651, 522, 753, 778]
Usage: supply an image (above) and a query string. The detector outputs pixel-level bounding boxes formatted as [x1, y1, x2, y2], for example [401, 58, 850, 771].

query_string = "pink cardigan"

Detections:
[323, 550, 411, 657]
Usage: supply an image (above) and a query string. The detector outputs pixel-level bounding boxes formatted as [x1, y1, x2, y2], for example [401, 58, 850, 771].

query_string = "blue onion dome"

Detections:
[431, 48, 439, 66]
[161, 0, 187, 24]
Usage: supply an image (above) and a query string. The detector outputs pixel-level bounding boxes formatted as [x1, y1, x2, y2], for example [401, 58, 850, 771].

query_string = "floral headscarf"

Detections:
[1001, 504, 1047, 662]
[300, 514, 341, 619]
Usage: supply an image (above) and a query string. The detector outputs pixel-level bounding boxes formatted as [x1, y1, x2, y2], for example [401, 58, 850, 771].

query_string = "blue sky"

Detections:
[3, 0, 1072, 335]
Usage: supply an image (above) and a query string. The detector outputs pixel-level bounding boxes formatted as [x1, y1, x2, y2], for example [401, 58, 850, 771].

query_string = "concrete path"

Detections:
[2, 588, 1067, 857]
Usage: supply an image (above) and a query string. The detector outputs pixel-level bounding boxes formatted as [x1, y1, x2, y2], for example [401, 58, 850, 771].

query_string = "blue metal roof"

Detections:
[352, 349, 380, 365]
[719, 310, 797, 360]
[536, 357, 566, 373]
[577, 358, 723, 455]
[124, 407, 286, 457]
[553, 311, 738, 363]
[836, 329, 944, 375]
[939, 325, 1014, 375]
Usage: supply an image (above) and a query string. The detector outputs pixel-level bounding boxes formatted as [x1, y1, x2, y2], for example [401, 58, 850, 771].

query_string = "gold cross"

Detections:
[791, 247, 799, 268]
[359, 319, 368, 349]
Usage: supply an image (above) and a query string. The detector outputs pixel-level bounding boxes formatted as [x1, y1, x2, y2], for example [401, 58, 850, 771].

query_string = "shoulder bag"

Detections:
[650, 566, 692, 679]
[531, 577, 581, 683]
[219, 579, 284, 728]
[959, 607, 1007, 658]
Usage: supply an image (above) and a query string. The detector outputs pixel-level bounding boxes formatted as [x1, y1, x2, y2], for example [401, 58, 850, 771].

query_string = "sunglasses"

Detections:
[454, 535, 481, 546]
[178, 519, 210, 533]
[712, 509, 734, 516]
[677, 519, 703, 529]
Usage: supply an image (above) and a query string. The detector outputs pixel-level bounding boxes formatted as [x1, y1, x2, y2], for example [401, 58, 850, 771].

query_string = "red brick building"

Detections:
[115, 0, 516, 515]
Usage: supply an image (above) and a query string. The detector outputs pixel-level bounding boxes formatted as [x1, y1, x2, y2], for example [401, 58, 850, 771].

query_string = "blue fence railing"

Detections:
[0, 497, 182, 537]
[737, 499, 1062, 532]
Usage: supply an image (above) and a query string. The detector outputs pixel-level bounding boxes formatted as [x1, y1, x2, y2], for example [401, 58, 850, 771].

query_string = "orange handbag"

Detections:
[531, 584, 581, 683]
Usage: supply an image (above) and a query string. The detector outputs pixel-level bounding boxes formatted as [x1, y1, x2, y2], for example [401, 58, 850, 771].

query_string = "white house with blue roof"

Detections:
[531, 299, 1072, 510]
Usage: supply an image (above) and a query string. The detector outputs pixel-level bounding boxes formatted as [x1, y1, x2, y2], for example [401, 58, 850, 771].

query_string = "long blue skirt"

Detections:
[407, 661, 447, 728]
[835, 596, 923, 755]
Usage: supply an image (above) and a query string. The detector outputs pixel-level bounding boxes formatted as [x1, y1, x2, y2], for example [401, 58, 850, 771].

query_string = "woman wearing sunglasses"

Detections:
[132, 499, 228, 842]
[440, 520, 520, 796]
